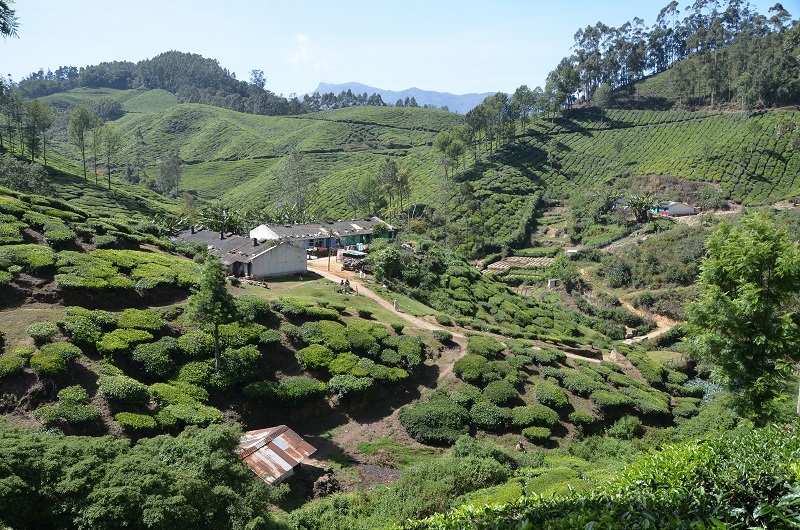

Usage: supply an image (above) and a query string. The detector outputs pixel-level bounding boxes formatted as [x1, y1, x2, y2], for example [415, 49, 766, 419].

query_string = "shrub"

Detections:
[29, 351, 67, 377]
[98, 375, 150, 404]
[150, 383, 205, 407]
[397, 335, 424, 366]
[535, 380, 569, 409]
[432, 329, 453, 342]
[219, 322, 267, 349]
[467, 335, 505, 357]
[626, 350, 665, 385]
[379, 348, 402, 365]
[328, 352, 360, 375]
[277, 376, 327, 402]
[96, 329, 153, 358]
[297, 344, 336, 370]
[25, 322, 59, 343]
[435, 314, 453, 326]
[117, 308, 165, 332]
[302, 320, 349, 352]
[568, 410, 596, 426]
[0, 356, 26, 378]
[235, 295, 273, 322]
[618, 386, 671, 416]
[155, 403, 222, 427]
[11, 345, 35, 359]
[259, 329, 281, 346]
[590, 389, 635, 410]
[666, 370, 689, 385]
[177, 329, 214, 359]
[356, 308, 373, 319]
[391, 323, 405, 334]
[327, 374, 373, 397]
[398, 395, 470, 445]
[483, 380, 518, 405]
[58, 402, 101, 424]
[177, 361, 215, 388]
[220, 344, 261, 383]
[450, 383, 484, 408]
[606, 415, 643, 439]
[279, 322, 300, 340]
[39, 342, 82, 363]
[560, 370, 607, 397]
[470, 401, 508, 431]
[522, 426, 551, 443]
[91, 234, 118, 248]
[453, 354, 489, 383]
[132, 338, 178, 380]
[510, 404, 559, 427]
[115, 412, 158, 430]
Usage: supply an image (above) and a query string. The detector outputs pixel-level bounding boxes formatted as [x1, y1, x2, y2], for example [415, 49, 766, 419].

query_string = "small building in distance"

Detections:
[658, 201, 697, 217]
[249, 217, 395, 252]
[173, 227, 307, 279]
[237, 426, 317, 485]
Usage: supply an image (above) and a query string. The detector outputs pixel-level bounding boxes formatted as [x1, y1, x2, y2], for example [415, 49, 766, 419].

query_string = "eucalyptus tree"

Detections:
[26, 98, 53, 166]
[102, 123, 121, 189]
[69, 105, 93, 182]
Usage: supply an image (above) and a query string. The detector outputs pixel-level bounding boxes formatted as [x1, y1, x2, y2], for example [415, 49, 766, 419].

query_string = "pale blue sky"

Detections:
[2, 0, 789, 96]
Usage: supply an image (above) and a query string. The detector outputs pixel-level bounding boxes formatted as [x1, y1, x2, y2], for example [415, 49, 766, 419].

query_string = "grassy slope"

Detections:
[38, 88, 800, 250]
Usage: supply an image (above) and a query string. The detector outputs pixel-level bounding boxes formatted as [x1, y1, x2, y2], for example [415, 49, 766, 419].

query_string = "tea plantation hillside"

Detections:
[34, 85, 800, 260]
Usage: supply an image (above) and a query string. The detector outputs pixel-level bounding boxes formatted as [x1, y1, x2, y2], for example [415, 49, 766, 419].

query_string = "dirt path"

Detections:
[305, 259, 468, 456]
[618, 297, 679, 344]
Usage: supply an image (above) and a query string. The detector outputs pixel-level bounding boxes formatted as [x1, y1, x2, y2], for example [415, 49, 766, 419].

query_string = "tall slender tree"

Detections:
[69, 105, 93, 182]
[185, 257, 237, 373]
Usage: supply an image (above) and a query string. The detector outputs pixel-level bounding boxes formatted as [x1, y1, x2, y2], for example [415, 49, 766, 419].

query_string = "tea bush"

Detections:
[97, 375, 150, 405]
[96, 329, 153, 358]
[510, 404, 559, 427]
[450, 383, 484, 408]
[590, 389, 635, 410]
[297, 344, 336, 370]
[0, 356, 25, 378]
[453, 354, 489, 383]
[535, 380, 569, 409]
[327, 374, 373, 397]
[177, 329, 214, 359]
[482, 380, 518, 405]
[117, 308, 165, 332]
[470, 401, 508, 431]
[467, 335, 505, 357]
[115, 412, 158, 430]
[277, 376, 327, 402]
[522, 426, 551, 443]
[568, 410, 596, 427]
[432, 329, 453, 342]
[131, 338, 178, 380]
[29, 350, 67, 377]
[606, 415, 644, 439]
[399, 395, 470, 445]
[39, 343, 81, 363]
[155, 402, 222, 427]
[25, 322, 59, 343]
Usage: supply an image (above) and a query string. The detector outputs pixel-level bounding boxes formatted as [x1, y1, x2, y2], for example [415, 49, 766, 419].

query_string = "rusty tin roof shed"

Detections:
[237, 426, 317, 485]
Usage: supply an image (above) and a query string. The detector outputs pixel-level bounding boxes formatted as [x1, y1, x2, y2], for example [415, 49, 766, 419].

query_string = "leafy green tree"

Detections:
[102, 123, 121, 189]
[626, 193, 658, 223]
[594, 82, 613, 125]
[25, 98, 53, 165]
[279, 147, 316, 222]
[89, 113, 103, 184]
[69, 105, 93, 182]
[687, 213, 800, 424]
[156, 146, 181, 196]
[185, 258, 237, 372]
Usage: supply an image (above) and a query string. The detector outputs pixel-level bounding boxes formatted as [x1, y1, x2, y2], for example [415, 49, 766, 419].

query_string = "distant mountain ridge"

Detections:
[313, 82, 493, 114]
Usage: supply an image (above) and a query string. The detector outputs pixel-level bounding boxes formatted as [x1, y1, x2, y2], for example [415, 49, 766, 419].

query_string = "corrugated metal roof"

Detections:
[237, 425, 317, 484]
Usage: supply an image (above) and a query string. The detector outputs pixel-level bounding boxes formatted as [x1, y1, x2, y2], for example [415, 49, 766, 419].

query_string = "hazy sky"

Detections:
[3, 0, 788, 96]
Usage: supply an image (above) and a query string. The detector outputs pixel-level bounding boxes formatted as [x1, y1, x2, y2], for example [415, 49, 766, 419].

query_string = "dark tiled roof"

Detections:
[173, 228, 265, 264]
